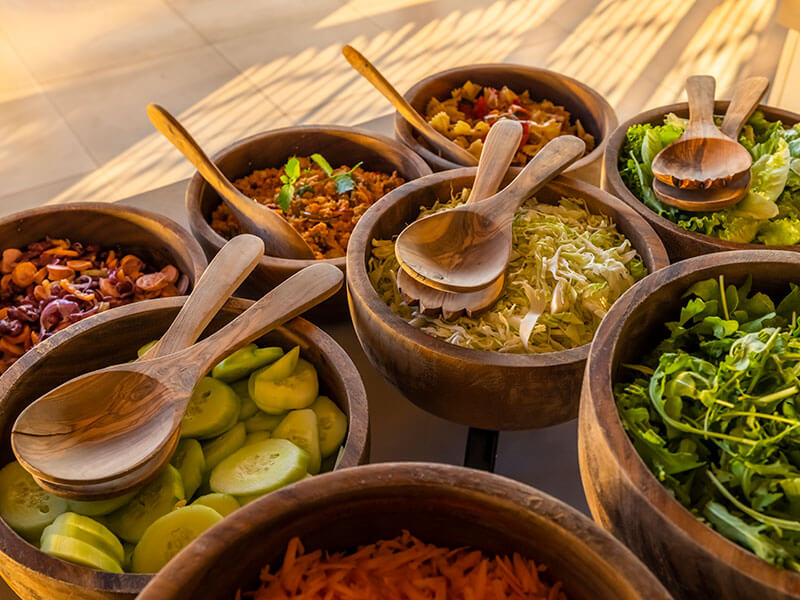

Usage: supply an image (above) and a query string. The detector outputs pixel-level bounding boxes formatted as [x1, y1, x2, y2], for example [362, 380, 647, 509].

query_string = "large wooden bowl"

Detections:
[603, 101, 800, 261]
[346, 168, 668, 430]
[579, 250, 800, 600]
[0, 297, 369, 600]
[394, 64, 617, 183]
[137, 462, 672, 600]
[186, 125, 432, 321]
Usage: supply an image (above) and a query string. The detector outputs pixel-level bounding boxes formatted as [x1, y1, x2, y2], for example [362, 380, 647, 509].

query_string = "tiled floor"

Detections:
[0, 0, 792, 215]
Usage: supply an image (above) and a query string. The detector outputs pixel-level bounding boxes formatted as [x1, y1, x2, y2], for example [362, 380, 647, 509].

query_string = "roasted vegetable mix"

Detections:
[616, 276, 800, 570]
[619, 111, 800, 244]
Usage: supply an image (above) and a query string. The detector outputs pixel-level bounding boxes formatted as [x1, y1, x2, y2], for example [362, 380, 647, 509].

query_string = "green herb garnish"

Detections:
[277, 157, 301, 212]
[276, 155, 363, 212]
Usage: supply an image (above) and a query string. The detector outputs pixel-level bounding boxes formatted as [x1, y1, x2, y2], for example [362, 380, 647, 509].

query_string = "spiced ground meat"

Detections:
[210, 157, 405, 259]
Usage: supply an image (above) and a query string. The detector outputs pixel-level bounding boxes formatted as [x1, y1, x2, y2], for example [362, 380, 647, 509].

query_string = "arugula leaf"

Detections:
[310, 153, 333, 177]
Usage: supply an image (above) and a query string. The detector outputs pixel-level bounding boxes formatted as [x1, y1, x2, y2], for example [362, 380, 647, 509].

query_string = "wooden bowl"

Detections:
[603, 101, 800, 261]
[185, 125, 432, 321]
[0, 297, 369, 600]
[346, 168, 669, 430]
[579, 250, 800, 600]
[137, 462, 672, 600]
[394, 64, 617, 183]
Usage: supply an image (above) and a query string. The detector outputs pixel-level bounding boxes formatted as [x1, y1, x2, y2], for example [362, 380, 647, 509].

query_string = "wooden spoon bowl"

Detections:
[137, 463, 672, 600]
[346, 169, 668, 430]
[579, 250, 800, 600]
[186, 125, 432, 321]
[0, 297, 369, 600]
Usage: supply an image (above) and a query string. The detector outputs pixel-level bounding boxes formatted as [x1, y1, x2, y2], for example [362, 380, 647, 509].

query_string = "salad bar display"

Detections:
[1, 47, 799, 600]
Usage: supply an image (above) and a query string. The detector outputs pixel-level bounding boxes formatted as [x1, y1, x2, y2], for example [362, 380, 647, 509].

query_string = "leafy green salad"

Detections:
[616, 276, 800, 570]
[619, 111, 800, 244]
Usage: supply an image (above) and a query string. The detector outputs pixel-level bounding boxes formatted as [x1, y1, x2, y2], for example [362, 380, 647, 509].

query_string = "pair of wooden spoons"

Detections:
[651, 75, 769, 212]
[11, 236, 343, 501]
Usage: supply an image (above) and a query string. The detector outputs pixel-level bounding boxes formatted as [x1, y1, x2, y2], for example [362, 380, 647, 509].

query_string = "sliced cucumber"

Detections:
[181, 377, 240, 439]
[250, 353, 319, 415]
[212, 344, 283, 382]
[244, 411, 284, 433]
[232, 379, 259, 421]
[272, 410, 321, 474]
[170, 439, 205, 499]
[103, 465, 184, 543]
[243, 431, 271, 446]
[192, 493, 240, 517]
[0, 461, 67, 543]
[67, 491, 136, 518]
[41, 534, 122, 573]
[202, 422, 246, 472]
[41, 512, 124, 565]
[311, 396, 347, 458]
[209, 439, 308, 497]
[131, 505, 222, 573]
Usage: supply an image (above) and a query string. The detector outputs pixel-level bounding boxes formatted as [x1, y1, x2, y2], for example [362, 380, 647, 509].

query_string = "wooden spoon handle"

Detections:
[468, 119, 523, 203]
[342, 45, 478, 166]
[720, 76, 769, 139]
[685, 75, 716, 128]
[146, 235, 264, 358]
[176, 263, 343, 377]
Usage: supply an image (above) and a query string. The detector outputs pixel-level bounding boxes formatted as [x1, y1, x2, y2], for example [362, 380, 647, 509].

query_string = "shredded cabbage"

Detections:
[368, 192, 646, 354]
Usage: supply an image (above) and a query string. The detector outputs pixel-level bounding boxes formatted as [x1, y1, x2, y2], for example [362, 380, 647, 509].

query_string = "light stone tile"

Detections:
[0, 32, 37, 102]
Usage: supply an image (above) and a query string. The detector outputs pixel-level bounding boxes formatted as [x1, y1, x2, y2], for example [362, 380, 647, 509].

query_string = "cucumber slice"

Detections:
[244, 411, 284, 433]
[182, 377, 240, 439]
[192, 493, 240, 517]
[137, 340, 157, 358]
[209, 439, 308, 497]
[122, 543, 135, 571]
[250, 353, 319, 415]
[202, 422, 246, 472]
[311, 396, 348, 458]
[232, 379, 259, 421]
[272, 410, 321, 474]
[170, 439, 205, 500]
[0, 461, 67, 543]
[131, 505, 222, 573]
[67, 490, 136, 518]
[243, 431, 271, 446]
[42, 512, 124, 565]
[212, 345, 283, 382]
[41, 534, 123, 573]
[103, 465, 184, 543]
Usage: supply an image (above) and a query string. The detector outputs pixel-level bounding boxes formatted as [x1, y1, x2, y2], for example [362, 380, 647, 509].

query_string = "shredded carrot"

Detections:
[241, 532, 568, 600]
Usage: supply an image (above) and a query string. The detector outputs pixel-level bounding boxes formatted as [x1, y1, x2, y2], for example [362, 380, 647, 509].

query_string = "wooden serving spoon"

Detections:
[651, 75, 753, 190]
[653, 76, 769, 212]
[395, 135, 585, 294]
[397, 119, 523, 319]
[11, 263, 343, 493]
[342, 45, 479, 167]
[147, 104, 315, 260]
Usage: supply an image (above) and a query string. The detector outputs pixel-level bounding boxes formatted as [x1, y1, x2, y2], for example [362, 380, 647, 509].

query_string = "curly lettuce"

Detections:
[619, 111, 800, 244]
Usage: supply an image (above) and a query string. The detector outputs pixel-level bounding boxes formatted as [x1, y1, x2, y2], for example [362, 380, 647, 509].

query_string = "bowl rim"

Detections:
[346, 167, 669, 369]
[394, 62, 618, 172]
[137, 461, 672, 600]
[584, 249, 800, 593]
[0, 296, 368, 592]
[0, 201, 208, 282]
[603, 101, 800, 251]
[185, 123, 433, 270]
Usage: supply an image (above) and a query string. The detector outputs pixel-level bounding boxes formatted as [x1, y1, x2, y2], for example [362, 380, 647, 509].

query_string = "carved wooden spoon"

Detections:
[147, 104, 315, 259]
[342, 45, 479, 167]
[395, 135, 585, 294]
[397, 119, 522, 319]
[12, 263, 343, 495]
[651, 75, 753, 190]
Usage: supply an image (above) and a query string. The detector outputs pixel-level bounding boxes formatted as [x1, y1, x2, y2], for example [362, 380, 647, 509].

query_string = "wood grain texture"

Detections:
[578, 250, 800, 600]
[0, 297, 368, 600]
[346, 169, 669, 430]
[137, 462, 672, 600]
[393, 63, 617, 178]
[342, 45, 478, 167]
[12, 264, 343, 491]
[603, 101, 800, 261]
[395, 136, 585, 293]
[147, 104, 314, 260]
[651, 76, 752, 191]
[185, 125, 432, 321]
[720, 77, 770, 138]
